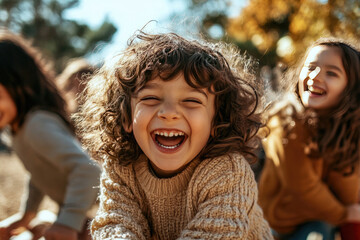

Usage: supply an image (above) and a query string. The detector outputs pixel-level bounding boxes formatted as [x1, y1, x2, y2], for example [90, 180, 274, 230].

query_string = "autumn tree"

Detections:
[228, 0, 360, 66]
[175, 0, 359, 68]
[0, 0, 117, 73]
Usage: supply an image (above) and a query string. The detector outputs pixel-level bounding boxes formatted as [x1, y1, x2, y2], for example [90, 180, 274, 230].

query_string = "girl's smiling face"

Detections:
[129, 73, 215, 177]
[298, 45, 348, 110]
[0, 84, 17, 131]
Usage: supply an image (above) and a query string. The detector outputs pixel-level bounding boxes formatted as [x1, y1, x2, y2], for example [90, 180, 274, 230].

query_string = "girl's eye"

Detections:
[307, 65, 317, 71]
[326, 71, 338, 77]
[303, 64, 317, 72]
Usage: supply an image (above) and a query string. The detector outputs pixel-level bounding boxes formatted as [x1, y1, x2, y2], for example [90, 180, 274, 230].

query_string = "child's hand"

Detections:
[0, 223, 27, 239]
[29, 222, 52, 240]
[346, 204, 360, 222]
[0, 211, 36, 239]
[43, 223, 77, 240]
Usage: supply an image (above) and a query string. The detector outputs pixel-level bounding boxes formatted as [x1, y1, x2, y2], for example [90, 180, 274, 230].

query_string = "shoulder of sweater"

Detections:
[26, 110, 63, 125]
[188, 153, 257, 202]
[204, 152, 250, 168]
[22, 110, 67, 135]
[192, 153, 254, 184]
[16, 110, 73, 149]
[102, 157, 135, 183]
[264, 108, 303, 142]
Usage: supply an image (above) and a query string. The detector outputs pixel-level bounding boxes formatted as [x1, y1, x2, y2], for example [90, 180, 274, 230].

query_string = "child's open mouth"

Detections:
[151, 129, 187, 151]
[306, 79, 326, 96]
[308, 86, 325, 95]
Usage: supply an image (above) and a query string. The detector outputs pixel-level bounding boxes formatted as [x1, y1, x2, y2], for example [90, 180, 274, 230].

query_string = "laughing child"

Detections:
[76, 31, 273, 239]
[258, 37, 360, 239]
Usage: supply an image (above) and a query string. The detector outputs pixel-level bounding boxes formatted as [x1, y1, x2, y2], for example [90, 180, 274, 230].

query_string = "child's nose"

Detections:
[309, 66, 321, 81]
[157, 102, 180, 120]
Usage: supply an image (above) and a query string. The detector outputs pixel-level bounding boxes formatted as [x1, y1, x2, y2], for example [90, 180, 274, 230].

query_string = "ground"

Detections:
[0, 152, 57, 222]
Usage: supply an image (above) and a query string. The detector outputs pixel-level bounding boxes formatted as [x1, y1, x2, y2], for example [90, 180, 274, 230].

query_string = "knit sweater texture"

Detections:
[258, 107, 360, 234]
[91, 153, 273, 239]
[12, 110, 101, 231]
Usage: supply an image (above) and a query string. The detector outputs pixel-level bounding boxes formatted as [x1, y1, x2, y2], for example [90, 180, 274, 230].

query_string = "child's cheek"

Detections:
[132, 105, 153, 134]
[299, 67, 308, 82]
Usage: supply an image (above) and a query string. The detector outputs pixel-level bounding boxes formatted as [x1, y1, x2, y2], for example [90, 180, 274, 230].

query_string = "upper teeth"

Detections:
[308, 86, 325, 94]
[154, 130, 184, 137]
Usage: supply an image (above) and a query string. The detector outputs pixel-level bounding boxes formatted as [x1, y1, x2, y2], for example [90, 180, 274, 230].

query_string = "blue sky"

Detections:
[64, 0, 187, 63]
[65, 0, 248, 64]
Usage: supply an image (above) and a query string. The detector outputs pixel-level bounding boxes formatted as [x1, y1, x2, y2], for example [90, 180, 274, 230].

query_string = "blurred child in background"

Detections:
[0, 28, 100, 240]
[258, 37, 360, 240]
[56, 58, 96, 115]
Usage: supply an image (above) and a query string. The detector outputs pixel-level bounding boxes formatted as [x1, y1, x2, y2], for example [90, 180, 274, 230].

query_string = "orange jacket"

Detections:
[258, 114, 359, 234]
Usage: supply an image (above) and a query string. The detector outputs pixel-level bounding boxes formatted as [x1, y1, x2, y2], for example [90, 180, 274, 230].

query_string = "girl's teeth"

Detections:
[310, 87, 324, 94]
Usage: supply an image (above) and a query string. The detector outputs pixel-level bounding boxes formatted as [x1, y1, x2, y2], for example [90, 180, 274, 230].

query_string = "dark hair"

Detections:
[281, 37, 360, 171]
[0, 28, 72, 131]
[76, 31, 263, 165]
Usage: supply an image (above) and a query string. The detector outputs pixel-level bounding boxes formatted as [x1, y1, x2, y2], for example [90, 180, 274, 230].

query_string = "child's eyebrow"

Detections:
[138, 82, 208, 99]
[326, 65, 343, 73]
[191, 88, 208, 99]
[138, 82, 160, 91]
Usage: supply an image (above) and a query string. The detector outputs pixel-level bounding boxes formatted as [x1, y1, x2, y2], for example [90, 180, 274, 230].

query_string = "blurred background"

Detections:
[1, 0, 359, 75]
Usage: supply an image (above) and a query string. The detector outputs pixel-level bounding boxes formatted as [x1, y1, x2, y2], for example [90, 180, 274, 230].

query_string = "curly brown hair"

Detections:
[76, 31, 263, 165]
[277, 37, 360, 172]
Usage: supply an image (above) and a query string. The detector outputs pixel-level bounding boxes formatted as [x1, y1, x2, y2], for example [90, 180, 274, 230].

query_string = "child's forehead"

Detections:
[136, 74, 209, 93]
[304, 45, 343, 66]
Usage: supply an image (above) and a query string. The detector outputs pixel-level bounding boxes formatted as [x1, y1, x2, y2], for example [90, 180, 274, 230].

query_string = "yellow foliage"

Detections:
[227, 0, 360, 64]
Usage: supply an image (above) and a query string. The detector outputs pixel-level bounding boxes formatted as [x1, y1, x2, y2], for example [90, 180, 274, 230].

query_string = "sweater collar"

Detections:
[134, 155, 201, 196]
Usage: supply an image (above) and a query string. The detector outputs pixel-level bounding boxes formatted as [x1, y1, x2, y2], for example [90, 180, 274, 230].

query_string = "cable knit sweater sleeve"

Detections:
[179, 153, 273, 240]
[91, 159, 151, 240]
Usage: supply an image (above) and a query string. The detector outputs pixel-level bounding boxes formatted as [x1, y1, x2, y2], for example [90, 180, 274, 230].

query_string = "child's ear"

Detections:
[124, 122, 133, 133]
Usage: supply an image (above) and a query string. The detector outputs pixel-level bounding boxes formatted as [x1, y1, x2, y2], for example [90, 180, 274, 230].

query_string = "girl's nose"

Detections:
[157, 102, 180, 120]
[309, 66, 321, 80]
[307, 67, 322, 86]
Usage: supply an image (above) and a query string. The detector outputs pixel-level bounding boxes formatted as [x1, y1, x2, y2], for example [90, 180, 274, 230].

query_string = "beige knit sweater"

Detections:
[91, 153, 273, 240]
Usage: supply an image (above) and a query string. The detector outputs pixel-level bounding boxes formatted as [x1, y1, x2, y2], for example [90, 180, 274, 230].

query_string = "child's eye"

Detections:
[140, 96, 160, 105]
[306, 65, 317, 71]
[141, 96, 158, 100]
[326, 71, 338, 77]
[183, 98, 202, 105]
